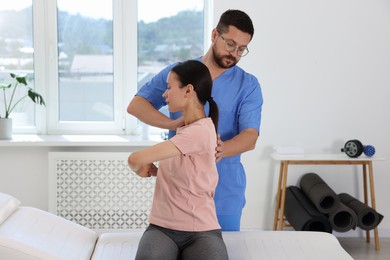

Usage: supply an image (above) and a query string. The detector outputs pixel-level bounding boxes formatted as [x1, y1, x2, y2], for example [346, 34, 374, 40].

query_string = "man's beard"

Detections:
[212, 45, 238, 69]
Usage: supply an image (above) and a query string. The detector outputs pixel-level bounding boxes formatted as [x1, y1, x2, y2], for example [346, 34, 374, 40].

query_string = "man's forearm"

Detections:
[222, 128, 259, 158]
[127, 96, 175, 130]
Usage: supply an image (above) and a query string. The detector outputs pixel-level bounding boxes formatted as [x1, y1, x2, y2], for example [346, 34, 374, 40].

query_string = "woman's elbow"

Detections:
[128, 153, 140, 170]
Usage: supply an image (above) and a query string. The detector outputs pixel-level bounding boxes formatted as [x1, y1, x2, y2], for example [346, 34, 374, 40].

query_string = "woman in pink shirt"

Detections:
[128, 60, 228, 260]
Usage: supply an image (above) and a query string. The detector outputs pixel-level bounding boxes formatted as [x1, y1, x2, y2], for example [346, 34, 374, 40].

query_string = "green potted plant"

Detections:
[0, 73, 45, 140]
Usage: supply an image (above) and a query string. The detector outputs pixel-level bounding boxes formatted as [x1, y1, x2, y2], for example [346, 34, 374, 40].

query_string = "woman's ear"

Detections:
[184, 84, 194, 97]
[186, 84, 194, 93]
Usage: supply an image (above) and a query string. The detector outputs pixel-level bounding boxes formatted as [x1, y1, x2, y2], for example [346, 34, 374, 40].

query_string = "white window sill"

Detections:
[0, 134, 163, 147]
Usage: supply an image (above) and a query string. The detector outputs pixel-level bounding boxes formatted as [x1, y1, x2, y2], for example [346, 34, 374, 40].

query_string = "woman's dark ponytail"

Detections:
[207, 97, 219, 133]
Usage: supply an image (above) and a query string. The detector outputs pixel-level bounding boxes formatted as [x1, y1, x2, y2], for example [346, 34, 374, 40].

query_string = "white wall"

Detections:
[214, 0, 390, 235]
[1, 0, 389, 236]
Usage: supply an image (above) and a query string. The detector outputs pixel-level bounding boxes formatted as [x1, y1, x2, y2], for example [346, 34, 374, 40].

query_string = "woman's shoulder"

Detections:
[177, 118, 213, 134]
[190, 118, 213, 129]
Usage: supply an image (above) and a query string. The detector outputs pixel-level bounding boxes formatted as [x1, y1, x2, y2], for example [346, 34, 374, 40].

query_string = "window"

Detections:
[57, 0, 114, 122]
[0, 0, 206, 135]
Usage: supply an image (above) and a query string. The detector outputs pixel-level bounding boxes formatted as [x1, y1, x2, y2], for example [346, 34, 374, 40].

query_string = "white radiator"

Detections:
[48, 152, 155, 232]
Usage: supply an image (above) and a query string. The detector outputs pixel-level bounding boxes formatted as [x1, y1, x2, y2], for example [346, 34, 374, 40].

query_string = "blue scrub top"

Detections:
[137, 58, 263, 215]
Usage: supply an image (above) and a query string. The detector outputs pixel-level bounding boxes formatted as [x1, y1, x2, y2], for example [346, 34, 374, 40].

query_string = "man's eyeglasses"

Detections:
[220, 35, 249, 57]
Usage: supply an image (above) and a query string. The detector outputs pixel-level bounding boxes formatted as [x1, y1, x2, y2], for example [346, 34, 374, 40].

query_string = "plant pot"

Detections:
[0, 118, 12, 140]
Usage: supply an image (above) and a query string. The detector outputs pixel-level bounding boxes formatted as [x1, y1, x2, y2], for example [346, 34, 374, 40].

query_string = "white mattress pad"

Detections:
[92, 230, 353, 260]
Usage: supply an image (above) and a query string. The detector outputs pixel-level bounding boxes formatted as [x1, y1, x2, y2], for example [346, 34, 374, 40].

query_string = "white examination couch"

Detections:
[0, 192, 353, 260]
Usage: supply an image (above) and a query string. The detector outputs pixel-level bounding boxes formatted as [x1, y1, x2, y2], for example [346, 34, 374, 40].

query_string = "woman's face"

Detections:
[163, 71, 186, 112]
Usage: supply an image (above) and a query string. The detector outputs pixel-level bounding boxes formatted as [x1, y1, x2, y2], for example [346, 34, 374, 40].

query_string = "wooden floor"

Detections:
[338, 237, 390, 260]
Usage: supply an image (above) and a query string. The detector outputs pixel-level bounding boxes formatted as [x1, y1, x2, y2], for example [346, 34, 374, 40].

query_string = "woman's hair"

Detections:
[171, 60, 219, 132]
[216, 9, 254, 40]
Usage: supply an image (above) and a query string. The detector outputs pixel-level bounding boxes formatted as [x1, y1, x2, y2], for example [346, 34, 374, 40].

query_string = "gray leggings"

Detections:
[135, 224, 229, 260]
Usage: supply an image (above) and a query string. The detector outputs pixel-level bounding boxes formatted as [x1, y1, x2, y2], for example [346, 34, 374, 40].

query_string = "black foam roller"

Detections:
[284, 186, 332, 233]
[299, 173, 340, 214]
[339, 193, 384, 230]
[328, 201, 357, 232]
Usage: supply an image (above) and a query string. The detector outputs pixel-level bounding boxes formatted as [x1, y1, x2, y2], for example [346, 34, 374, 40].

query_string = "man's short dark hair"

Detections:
[216, 10, 254, 39]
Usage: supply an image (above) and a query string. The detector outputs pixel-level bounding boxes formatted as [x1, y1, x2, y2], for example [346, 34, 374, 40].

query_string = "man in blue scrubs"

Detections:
[128, 9, 263, 231]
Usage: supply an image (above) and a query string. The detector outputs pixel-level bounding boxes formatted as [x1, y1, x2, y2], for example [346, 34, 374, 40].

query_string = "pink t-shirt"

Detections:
[148, 118, 220, 231]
